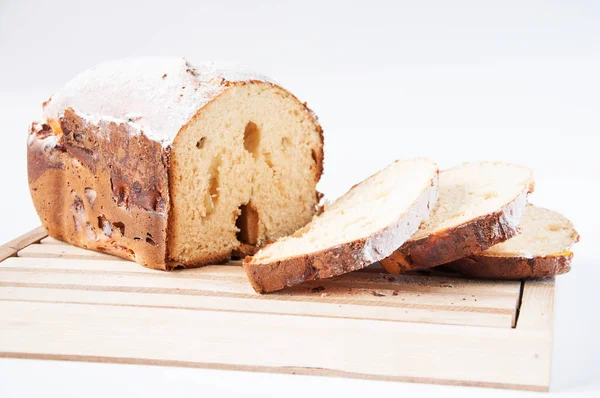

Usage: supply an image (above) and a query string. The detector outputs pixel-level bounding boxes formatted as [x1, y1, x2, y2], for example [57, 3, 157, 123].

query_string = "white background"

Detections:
[0, 0, 598, 396]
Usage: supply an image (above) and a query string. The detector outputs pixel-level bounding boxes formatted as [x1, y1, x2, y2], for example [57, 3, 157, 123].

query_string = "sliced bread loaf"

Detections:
[28, 58, 324, 270]
[445, 205, 579, 279]
[243, 158, 439, 293]
[381, 161, 534, 274]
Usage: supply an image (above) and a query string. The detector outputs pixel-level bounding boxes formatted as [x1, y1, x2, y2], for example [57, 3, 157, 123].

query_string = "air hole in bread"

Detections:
[97, 215, 112, 236]
[113, 221, 125, 236]
[196, 137, 206, 149]
[235, 203, 259, 245]
[145, 233, 156, 246]
[281, 136, 291, 148]
[484, 191, 499, 200]
[110, 178, 130, 208]
[243, 121, 260, 158]
[204, 158, 221, 215]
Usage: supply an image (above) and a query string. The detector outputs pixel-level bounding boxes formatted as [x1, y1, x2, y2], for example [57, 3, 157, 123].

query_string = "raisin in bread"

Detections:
[28, 57, 324, 270]
[446, 205, 579, 279]
[243, 159, 439, 293]
[381, 161, 534, 274]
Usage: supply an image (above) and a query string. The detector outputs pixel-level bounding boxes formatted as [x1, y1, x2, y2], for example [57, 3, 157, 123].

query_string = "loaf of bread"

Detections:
[445, 205, 579, 279]
[28, 58, 324, 270]
[381, 162, 534, 274]
[244, 159, 439, 293]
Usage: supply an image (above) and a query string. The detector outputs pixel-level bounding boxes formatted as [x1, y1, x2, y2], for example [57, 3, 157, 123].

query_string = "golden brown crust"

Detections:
[244, 239, 369, 293]
[231, 243, 261, 259]
[28, 110, 171, 269]
[445, 252, 574, 279]
[380, 190, 531, 274]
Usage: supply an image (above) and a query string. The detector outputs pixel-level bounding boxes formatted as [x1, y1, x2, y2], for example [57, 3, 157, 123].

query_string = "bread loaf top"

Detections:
[40, 57, 318, 147]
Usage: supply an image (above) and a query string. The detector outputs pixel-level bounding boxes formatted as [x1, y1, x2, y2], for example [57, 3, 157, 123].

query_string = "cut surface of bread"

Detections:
[28, 57, 323, 270]
[168, 82, 323, 266]
[243, 158, 439, 293]
[381, 161, 534, 274]
[446, 205, 579, 279]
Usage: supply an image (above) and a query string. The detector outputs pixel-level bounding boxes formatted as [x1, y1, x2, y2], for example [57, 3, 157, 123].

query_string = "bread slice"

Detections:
[381, 161, 534, 274]
[243, 158, 439, 293]
[445, 205, 579, 279]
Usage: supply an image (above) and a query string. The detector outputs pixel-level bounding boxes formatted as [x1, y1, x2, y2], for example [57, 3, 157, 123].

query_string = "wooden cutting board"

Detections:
[0, 227, 554, 391]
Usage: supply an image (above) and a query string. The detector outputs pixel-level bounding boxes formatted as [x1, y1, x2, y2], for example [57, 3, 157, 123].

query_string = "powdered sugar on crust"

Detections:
[500, 190, 528, 231]
[42, 57, 276, 147]
[360, 174, 439, 264]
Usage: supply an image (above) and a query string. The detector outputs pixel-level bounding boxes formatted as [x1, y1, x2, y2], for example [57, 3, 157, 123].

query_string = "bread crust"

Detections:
[380, 185, 533, 274]
[445, 212, 579, 279]
[243, 172, 439, 293]
[445, 251, 574, 279]
[28, 110, 171, 269]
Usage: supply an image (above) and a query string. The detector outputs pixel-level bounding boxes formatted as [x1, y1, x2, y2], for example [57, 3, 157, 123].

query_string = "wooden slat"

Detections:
[39, 237, 67, 245]
[18, 243, 123, 261]
[8, 252, 521, 295]
[0, 299, 550, 391]
[0, 227, 47, 262]
[0, 229, 556, 390]
[0, 269, 518, 317]
[0, 258, 521, 316]
[517, 279, 555, 330]
[0, 286, 512, 328]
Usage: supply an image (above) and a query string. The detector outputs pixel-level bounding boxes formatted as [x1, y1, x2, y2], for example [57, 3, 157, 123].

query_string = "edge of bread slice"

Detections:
[381, 161, 534, 274]
[445, 205, 580, 279]
[243, 158, 439, 293]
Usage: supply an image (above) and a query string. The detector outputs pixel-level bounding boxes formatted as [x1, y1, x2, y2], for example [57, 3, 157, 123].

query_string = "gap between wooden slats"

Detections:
[517, 279, 555, 330]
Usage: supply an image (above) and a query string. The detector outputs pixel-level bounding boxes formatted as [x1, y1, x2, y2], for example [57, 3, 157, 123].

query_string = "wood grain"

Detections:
[0, 229, 555, 391]
[0, 257, 522, 320]
[0, 227, 47, 262]
[0, 299, 551, 391]
[18, 243, 123, 261]
[39, 237, 68, 245]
